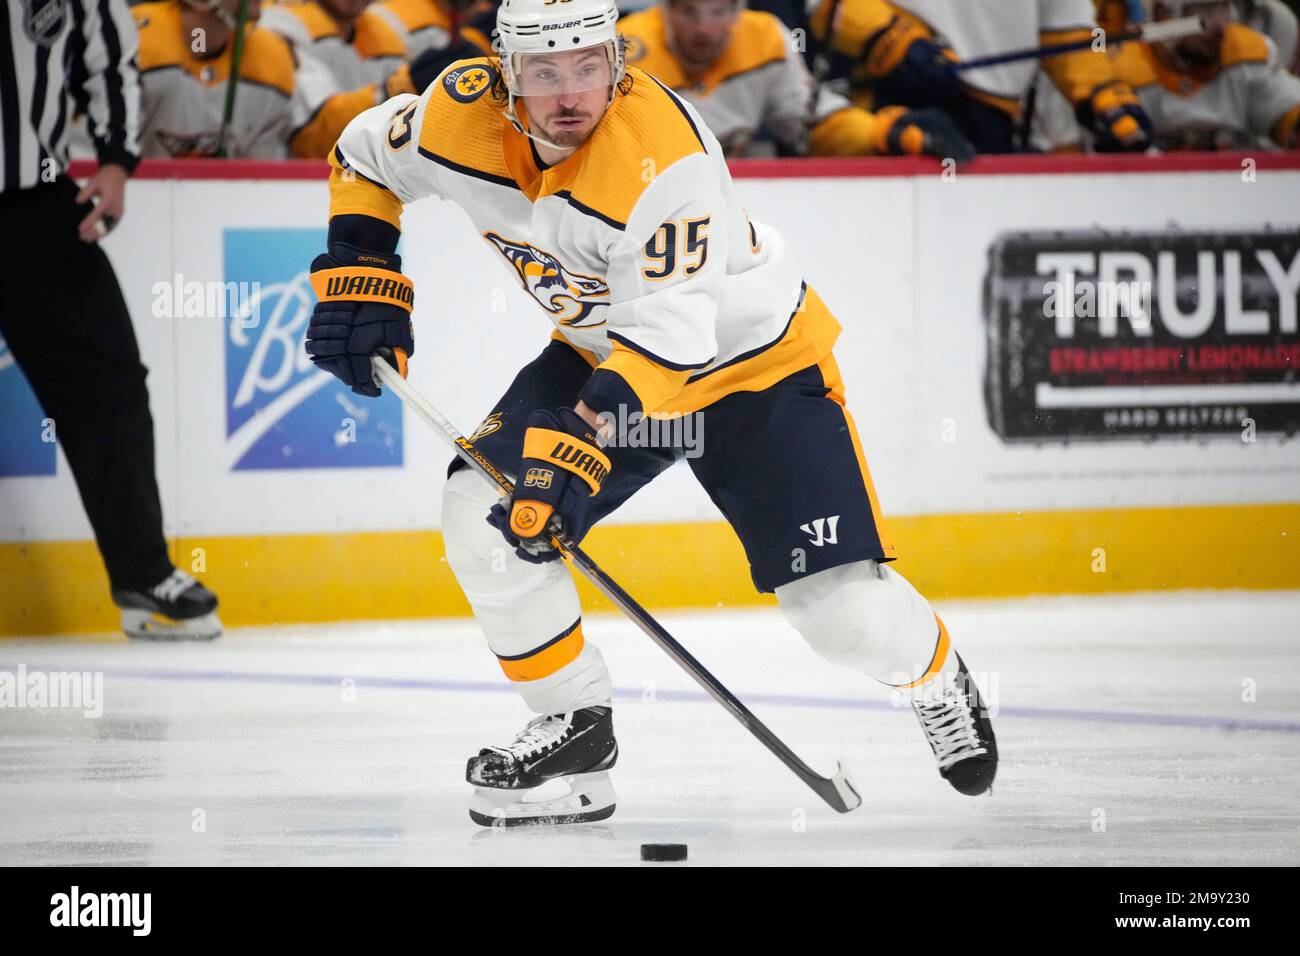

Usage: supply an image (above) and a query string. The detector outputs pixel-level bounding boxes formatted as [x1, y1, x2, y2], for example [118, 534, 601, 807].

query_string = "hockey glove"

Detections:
[1076, 81, 1153, 152]
[487, 408, 611, 564]
[872, 106, 976, 163]
[864, 16, 964, 109]
[306, 242, 414, 397]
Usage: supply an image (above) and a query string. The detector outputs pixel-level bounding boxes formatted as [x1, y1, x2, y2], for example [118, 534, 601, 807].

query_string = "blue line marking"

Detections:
[2, 663, 1296, 734]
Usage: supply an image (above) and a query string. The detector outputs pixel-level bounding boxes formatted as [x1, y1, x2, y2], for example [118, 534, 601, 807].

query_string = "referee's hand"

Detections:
[76, 164, 128, 243]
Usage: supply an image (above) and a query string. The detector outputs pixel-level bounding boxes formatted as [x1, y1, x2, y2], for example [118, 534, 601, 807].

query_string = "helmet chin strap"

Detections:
[504, 95, 571, 153]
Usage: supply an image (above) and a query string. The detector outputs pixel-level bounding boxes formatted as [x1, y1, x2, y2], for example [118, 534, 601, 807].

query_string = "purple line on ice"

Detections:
[4, 662, 1296, 734]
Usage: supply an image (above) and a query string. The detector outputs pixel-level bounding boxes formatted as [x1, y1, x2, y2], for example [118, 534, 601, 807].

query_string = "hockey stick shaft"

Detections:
[371, 356, 862, 814]
[216, 0, 251, 158]
[951, 15, 1204, 73]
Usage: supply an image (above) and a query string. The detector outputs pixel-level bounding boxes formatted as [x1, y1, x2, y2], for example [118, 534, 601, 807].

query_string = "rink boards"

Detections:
[2, 154, 1298, 634]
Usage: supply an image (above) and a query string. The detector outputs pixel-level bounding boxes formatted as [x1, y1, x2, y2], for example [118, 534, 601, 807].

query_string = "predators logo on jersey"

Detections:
[485, 232, 610, 328]
[443, 63, 496, 103]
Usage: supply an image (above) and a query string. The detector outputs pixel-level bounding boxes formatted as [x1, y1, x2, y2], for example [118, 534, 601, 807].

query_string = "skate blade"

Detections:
[469, 771, 616, 828]
[122, 609, 222, 642]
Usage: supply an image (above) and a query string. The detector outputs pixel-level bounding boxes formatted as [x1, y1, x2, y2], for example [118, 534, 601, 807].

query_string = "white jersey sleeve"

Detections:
[332, 91, 447, 205]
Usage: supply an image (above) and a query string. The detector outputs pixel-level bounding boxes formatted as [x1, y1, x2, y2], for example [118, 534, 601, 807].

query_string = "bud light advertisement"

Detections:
[0, 334, 57, 478]
[223, 229, 403, 471]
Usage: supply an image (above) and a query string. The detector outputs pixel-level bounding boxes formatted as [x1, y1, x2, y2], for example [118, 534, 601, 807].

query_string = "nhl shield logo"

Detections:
[23, 0, 67, 47]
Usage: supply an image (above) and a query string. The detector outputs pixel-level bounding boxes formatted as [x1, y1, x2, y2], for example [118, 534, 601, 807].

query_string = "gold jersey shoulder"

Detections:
[1113, 23, 1272, 91]
[569, 66, 710, 227]
[134, 0, 294, 95]
[622, 6, 789, 91]
[1218, 22, 1271, 69]
[377, 0, 455, 34]
[415, 58, 515, 184]
[275, 0, 406, 56]
[415, 60, 709, 228]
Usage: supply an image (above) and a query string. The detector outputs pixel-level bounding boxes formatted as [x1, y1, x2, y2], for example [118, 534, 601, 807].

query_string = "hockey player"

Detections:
[809, 0, 1155, 153]
[305, 0, 996, 825]
[1111, 0, 1300, 149]
[132, 0, 304, 157]
[371, 0, 493, 59]
[260, 0, 471, 156]
[617, 0, 974, 158]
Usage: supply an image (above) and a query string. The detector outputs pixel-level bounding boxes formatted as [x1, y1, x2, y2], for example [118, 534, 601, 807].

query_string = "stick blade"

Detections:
[824, 760, 862, 813]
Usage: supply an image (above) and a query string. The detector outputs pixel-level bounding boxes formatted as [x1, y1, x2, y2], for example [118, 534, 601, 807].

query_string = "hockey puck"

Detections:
[640, 843, 687, 862]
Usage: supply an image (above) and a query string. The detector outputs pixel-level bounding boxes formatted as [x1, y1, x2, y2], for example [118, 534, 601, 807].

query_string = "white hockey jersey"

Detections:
[132, 1, 305, 158]
[618, 6, 861, 156]
[328, 58, 842, 416]
[814, 0, 1105, 108]
[1111, 23, 1300, 150]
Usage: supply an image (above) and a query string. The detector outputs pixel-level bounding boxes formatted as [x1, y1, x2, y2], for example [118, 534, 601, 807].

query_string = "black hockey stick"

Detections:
[371, 354, 862, 814]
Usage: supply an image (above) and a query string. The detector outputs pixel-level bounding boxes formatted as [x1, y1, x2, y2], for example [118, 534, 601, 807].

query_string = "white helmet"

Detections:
[495, 0, 626, 148]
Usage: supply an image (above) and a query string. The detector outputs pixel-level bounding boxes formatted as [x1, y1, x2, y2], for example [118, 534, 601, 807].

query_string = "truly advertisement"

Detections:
[223, 229, 403, 471]
[983, 228, 1300, 442]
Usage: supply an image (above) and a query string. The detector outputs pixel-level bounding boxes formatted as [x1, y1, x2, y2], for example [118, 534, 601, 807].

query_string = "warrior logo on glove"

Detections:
[487, 407, 612, 564]
[305, 243, 415, 397]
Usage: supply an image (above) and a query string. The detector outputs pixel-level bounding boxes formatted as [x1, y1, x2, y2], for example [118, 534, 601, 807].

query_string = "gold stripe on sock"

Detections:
[896, 613, 951, 690]
[497, 620, 584, 682]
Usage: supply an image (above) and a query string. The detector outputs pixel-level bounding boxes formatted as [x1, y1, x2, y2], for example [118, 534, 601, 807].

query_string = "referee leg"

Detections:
[0, 178, 172, 593]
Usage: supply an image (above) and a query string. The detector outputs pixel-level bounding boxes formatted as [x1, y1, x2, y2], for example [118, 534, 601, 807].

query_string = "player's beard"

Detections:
[540, 109, 594, 148]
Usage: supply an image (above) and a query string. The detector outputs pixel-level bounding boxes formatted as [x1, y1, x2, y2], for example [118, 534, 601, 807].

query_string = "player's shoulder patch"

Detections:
[1219, 23, 1272, 69]
[441, 61, 497, 103]
[417, 59, 514, 187]
[622, 31, 649, 66]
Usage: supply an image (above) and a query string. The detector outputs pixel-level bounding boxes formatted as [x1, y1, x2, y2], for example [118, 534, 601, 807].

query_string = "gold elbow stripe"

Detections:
[497, 620, 585, 682]
[522, 428, 611, 495]
[309, 267, 414, 309]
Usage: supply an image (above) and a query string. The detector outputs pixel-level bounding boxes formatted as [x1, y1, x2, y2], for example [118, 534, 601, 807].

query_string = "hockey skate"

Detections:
[467, 706, 617, 827]
[911, 653, 998, 796]
[112, 570, 222, 641]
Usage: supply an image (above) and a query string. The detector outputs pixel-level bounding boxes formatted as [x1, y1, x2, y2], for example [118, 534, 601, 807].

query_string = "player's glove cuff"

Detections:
[305, 243, 415, 397]
[871, 106, 976, 163]
[1077, 81, 1153, 152]
[487, 408, 611, 562]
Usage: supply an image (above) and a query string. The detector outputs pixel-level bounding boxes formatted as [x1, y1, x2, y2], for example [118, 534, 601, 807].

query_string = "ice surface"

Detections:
[1, 591, 1297, 866]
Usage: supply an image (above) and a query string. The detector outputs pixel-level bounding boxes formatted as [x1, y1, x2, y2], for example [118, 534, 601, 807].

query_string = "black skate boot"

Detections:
[112, 570, 222, 641]
[911, 653, 997, 796]
[467, 706, 617, 827]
